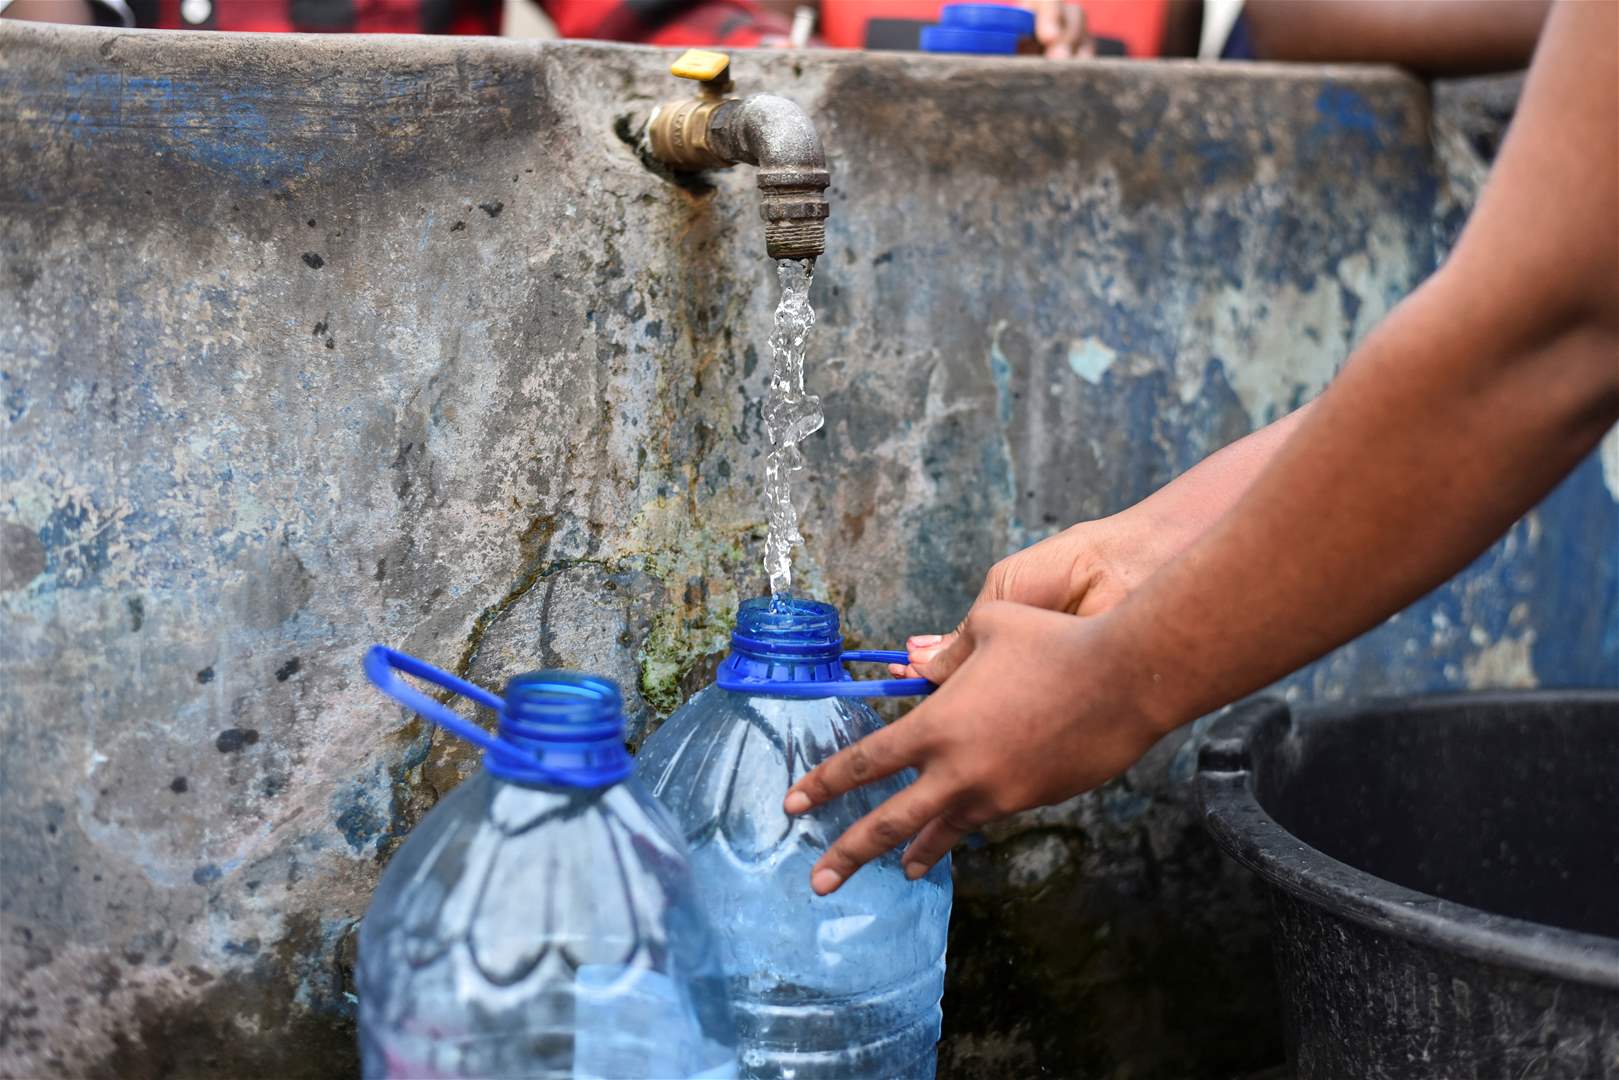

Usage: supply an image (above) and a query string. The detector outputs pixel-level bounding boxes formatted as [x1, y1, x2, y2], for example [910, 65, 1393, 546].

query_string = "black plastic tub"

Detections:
[1197, 691, 1619, 1080]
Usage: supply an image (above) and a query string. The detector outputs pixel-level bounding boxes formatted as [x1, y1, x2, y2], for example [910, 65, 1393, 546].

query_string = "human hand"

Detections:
[890, 511, 1162, 677]
[1023, 0, 1094, 59]
[785, 601, 1176, 894]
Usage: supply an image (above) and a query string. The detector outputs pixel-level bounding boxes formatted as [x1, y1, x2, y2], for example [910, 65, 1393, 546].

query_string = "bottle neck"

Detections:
[723, 596, 849, 687]
[490, 673, 632, 788]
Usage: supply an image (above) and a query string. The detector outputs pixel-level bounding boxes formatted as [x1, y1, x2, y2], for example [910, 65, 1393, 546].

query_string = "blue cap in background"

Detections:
[920, 3, 1036, 54]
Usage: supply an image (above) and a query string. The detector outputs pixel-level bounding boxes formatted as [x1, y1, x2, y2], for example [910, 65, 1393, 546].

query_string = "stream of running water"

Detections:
[760, 258, 822, 604]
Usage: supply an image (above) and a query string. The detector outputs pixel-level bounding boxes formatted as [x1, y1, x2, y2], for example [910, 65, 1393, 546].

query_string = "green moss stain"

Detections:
[637, 599, 735, 716]
[634, 515, 757, 717]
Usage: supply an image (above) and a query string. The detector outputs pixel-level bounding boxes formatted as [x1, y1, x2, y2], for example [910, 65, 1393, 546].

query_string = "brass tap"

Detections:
[648, 50, 831, 261]
[648, 50, 736, 171]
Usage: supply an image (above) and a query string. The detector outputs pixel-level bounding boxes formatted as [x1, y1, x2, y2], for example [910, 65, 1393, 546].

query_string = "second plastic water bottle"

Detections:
[636, 597, 953, 1079]
[360, 648, 738, 1079]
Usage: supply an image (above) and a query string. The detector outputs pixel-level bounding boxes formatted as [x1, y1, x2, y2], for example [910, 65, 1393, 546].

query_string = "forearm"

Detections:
[1121, 400, 1315, 563]
[1245, 0, 1549, 76]
[1114, 0, 1618, 731]
[1122, 290, 1615, 730]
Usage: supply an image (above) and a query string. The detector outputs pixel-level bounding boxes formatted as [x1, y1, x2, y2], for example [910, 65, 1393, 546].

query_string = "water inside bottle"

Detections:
[635, 600, 951, 1079]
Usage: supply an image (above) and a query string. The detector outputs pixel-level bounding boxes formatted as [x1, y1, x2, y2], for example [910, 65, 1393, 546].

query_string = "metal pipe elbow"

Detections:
[708, 95, 831, 261]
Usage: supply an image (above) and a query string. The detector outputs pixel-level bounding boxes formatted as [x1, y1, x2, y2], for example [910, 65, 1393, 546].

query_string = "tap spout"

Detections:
[648, 81, 830, 261]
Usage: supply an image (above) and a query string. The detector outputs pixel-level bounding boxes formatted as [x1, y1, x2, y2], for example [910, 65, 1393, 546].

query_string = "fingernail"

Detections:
[811, 868, 843, 895]
[908, 634, 943, 647]
[904, 862, 927, 880]
[783, 791, 811, 815]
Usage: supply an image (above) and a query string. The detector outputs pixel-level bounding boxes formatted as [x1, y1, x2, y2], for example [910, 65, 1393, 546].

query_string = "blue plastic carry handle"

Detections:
[716, 649, 936, 698]
[364, 645, 534, 771]
[366, 646, 636, 788]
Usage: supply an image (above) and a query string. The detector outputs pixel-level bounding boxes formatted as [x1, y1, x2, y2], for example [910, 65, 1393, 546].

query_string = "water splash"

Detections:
[762, 258, 822, 602]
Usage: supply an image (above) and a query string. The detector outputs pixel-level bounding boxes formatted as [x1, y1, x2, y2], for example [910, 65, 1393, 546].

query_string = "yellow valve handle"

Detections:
[671, 49, 731, 82]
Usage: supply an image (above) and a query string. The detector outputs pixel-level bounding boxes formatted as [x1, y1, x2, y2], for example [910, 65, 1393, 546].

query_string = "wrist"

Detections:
[1086, 600, 1201, 740]
[1093, 503, 1178, 588]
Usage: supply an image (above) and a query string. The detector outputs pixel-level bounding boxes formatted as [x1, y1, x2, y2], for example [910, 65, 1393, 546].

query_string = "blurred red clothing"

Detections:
[122, 0, 789, 43]
[546, 0, 788, 45]
[105, 0, 1167, 57]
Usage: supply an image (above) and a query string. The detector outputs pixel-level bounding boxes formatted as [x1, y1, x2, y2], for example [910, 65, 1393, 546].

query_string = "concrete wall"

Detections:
[1, 23, 1613, 1079]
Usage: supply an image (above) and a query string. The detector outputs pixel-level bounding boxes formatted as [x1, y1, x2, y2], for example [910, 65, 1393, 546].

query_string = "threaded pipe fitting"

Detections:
[765, 219, 827, 261]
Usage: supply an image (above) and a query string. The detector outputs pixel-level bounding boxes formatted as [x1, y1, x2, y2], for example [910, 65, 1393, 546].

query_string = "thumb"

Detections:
[888, 631, 956, 677]
[910, 622, 978, 684]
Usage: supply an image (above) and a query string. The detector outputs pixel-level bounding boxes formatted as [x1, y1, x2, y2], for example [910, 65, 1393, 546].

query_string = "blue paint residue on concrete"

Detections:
[286, 915, 368, 1021]
[398, 729, 434, 772]
[1197, 208, 1248, 290]
[1084, 296, 1176, 373]
[1338, 281, 1363, 330]
[988, 327, 1015, 428]
[1, 370, 28, 424]
[1288, 83, 1441, 287]
[1067, 337, 1116, 385]
[1193, 138, 1246, 187]
[58, 72, 334, 186]
[1525, 453, 1619, 686]
[1101, 785, 1151, 826]
[36, 498, 112, 591]
[1173, 359, 1247, 475]
[1312, 84, 1385, 153]
[1392, 161, 1441, 277]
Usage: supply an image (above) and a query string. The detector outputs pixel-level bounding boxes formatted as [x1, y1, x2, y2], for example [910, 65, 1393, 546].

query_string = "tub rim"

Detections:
[1195, 689, 1619, 991]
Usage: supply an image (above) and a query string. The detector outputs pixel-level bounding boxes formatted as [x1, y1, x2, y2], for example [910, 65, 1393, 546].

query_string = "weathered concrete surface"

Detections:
[1, 23, 1613, 1079]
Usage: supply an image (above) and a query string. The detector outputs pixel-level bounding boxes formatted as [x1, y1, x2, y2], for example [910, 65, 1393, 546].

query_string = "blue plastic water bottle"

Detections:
[360, 647, 739, 1080]
[636, 598, 953, 1079]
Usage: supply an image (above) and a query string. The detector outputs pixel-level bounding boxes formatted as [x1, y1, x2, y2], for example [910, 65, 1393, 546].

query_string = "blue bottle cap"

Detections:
[920, 25, 1022, 54]
[939, 2, 1036, 36]
[364, 647, 633, 788]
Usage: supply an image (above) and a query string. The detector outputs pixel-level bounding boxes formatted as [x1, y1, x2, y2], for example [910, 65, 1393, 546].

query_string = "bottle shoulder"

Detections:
[634, 687, 917, 860]
[362, 773, 704, 984]
[639, 686, 888, 763]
